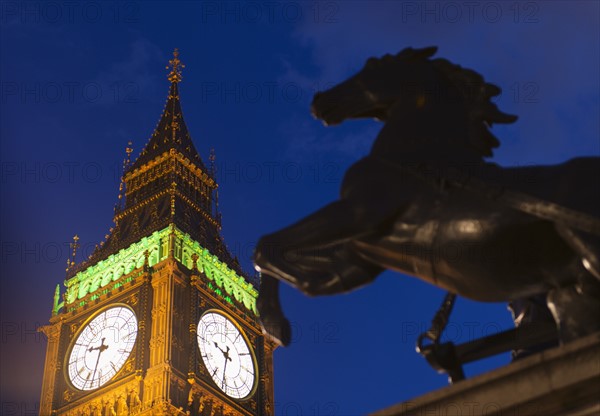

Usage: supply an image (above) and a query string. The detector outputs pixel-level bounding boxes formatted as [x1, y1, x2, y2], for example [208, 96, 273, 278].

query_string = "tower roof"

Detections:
[126, 49, 207, 174]
[65, 49, 252, 284]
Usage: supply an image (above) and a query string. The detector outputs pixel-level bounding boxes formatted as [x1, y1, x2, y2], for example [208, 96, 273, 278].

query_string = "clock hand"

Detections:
[90, 350, 102, 388]
[213, 341, 226, 355]
[221, 352, 229, 388]
[88, 337, 109, 353]
[89, 338, 109, 388]
[212, 342, 233, 389]
[213, 342, 233, 361]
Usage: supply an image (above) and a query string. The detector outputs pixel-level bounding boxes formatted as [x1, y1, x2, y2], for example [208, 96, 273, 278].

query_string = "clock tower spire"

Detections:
[65, 48, 242, 281]
[39, 50, 275, 416]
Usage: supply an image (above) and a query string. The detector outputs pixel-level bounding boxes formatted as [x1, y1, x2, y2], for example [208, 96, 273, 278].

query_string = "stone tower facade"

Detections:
[39, 50, 275, 416]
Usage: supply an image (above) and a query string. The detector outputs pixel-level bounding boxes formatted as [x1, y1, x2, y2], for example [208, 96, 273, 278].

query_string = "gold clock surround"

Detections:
[64, 304, 138, 391]
[197, 309, 258, 400]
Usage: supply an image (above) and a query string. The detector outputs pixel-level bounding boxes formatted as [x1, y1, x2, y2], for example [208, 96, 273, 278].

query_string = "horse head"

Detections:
[311, 46, 517, 158]
[257, 47, 523, 348]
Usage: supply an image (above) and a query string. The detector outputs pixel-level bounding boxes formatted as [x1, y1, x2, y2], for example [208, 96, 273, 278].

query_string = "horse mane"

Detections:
[397, 47, 518, 158]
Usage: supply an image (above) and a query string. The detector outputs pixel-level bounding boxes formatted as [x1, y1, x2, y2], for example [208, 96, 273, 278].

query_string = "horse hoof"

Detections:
[260, 314, 292, 347]
[253, 237, 278, 271]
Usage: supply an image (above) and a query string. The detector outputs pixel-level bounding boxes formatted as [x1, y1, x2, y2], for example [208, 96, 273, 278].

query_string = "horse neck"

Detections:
[372, 103, 483, 167]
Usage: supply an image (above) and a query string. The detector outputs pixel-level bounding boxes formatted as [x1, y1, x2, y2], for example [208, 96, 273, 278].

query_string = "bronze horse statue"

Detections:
[254, 47, 600, 348]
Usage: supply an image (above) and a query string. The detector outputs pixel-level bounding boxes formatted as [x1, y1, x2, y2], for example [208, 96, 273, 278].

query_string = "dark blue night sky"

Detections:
[1, 1, 598, 414]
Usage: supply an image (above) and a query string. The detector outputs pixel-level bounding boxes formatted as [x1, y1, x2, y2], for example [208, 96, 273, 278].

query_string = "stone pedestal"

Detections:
[372, 332, 600, 416]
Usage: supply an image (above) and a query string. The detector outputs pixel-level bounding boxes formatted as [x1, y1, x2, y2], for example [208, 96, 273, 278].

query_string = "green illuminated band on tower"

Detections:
[58, 226, 258, 316]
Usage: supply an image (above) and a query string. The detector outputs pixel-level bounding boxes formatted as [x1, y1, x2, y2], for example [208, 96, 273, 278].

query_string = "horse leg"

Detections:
[257, 199, 376, 251]
[546, 225, 600, 342]
[254, 201, 385, 343]
[257, 275, 291, 346]
[254, 199, 385, 293]
[555, 225, 600, 281]
[546, 272, 600, 343]
[256, 245, 383, 346]
[312, 244, 384, 295]
[508, 294, 559, 360]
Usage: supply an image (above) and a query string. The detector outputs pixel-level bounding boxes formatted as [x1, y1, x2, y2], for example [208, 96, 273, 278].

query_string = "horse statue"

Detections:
[254, 46, 600, 348]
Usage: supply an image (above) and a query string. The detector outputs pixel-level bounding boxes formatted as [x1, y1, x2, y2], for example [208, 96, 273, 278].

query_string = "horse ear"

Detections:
[414, 46, 438, 59]
[396, 47, 415, 58]
[397, 46, 438, 60]
[483, 83, 502, 97]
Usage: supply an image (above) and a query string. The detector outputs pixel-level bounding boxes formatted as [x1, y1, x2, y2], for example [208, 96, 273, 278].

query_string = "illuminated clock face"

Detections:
[67, 306, 138, 390]
[197, 311, 256, 399]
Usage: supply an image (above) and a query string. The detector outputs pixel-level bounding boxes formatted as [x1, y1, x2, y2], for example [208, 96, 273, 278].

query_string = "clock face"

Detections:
[197, 311, 256, 399]
[67, 306, 138, 391]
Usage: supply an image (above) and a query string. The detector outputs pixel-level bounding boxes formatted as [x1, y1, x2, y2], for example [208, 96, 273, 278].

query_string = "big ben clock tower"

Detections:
[39, 50, 275, 416]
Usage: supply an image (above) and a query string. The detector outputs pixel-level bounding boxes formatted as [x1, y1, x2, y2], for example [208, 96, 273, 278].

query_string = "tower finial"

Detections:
[167, 48, 185, 83]
[66, 235, 80, 272]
